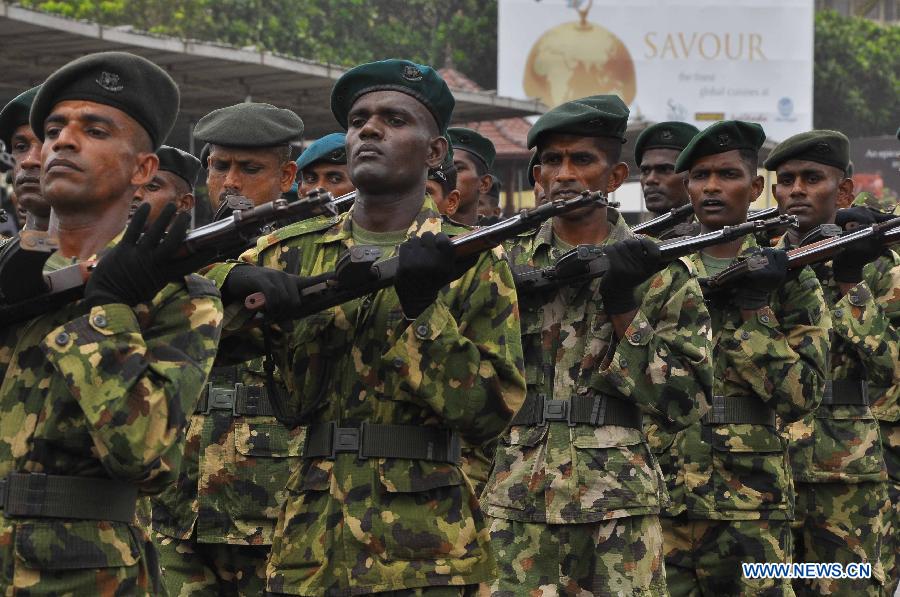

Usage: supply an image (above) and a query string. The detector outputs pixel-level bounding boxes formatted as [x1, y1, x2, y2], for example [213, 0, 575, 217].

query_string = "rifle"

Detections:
[746, 206, 780, 222]
[702, 216, 900, 293]
[512, 214, 797, 294]
[0, 190, 337, 325]
[244, 190, 613, 316]
[632, 203, 694, 236]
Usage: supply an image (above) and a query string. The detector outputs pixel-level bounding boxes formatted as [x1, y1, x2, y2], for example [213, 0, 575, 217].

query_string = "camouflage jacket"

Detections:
[779, 242, 897, 484]
[150, 359, 305, 545]
[0, 248, 223, 590]
[865, 249, 900, 423]
[206, 197, 525, 595]
[674, 234, 830, 521]
[482, 210, 713, 524]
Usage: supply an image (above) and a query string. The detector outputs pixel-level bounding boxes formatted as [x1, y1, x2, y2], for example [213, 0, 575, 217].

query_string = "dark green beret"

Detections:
[194, 102, 303, 150]
[156, 145, 201, 189]
[0, 86, 40, 148]
[633, 121, 699, 166]
[527, 95, 629, 149]
[30, 52, 178, 149]
[763, 130, 849, 173]
[331, 59, 455, 132]
[199, 143, 211, 167]
[527, 150, 539, 186]
[296, 132, 346, 172]
[448, 127, 495, 170]
[675, 120, 766, 173]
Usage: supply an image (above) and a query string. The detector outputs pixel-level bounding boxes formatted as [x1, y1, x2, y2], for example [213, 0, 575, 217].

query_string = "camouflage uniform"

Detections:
[657, 234, 831, 597]
[0, 248, 223, 594]
[150, 359, 304, 596]
[482, 210, 714, 596]
[206, 197, 526, 596]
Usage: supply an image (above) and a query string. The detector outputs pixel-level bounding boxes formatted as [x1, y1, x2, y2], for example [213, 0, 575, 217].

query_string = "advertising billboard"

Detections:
[498, 0, 814, 142]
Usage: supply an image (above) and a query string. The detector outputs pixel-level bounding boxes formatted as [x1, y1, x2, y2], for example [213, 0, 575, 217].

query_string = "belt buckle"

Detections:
[205, 384, 242, 416]
[542, 399, 570, 425]
[330, 425, 362, 460]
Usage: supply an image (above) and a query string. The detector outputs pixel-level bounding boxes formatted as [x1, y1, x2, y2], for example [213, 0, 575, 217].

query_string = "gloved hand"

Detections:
[835, 206, 877, 231]
[85, 203, 197, 308]
[599, 237, 663, 315]
[832, 207, 886, 283]
[395, 231, 475, 319]
[221, 264, 307, 320]
[733, 247, 788, 310]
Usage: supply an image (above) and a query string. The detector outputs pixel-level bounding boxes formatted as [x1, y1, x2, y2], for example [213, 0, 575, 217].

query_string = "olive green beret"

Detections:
[674, 120, 766, 173]
[527, 150, 539, 186]
[853, 191, 897, 215]
[0, 86, 40, 148]
[763, 129, 849, 173]
[156, 145, 201, 189]
[199, 143, 211, 166]
[527, 95, 629, 149]
[633, 121, 699, 166]
[296, 132, 346, 172]
[30, 52, 179, 150]
[331, 59, 455, 132]
[448, 127, 495, 170]
[194, 102, 303, 150]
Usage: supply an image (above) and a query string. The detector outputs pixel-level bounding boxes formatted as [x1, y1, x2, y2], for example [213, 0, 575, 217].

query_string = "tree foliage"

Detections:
[814, 10, 899, 137]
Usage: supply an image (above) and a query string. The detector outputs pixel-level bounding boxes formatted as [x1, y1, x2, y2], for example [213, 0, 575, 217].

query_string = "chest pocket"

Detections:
[812, 407, 884, 476]
[14, 520, 141, 572]
[710, 424, 790, 512]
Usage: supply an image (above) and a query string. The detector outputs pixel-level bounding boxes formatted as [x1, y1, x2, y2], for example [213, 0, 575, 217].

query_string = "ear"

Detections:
[176, 192, 195, 214]
[280, 162, 299, 193]
[750, 174, 765, 201]
[533, 164, 542, 188]
[771, 183, 778, 200]
[836, 177, 855, 207]
[426, 136, 449, 170]
[606, 162, 629, 194]
[131, 152, 159, 187]
[444, 189, 461, 216]
[478, 173, 493, 194]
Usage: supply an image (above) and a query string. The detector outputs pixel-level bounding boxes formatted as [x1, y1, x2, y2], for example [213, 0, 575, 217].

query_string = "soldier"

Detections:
[426, 158, 461, 217]
[295, 132, 355, 198]
[131, 144, 200, 224]
[204, 58, 525, 595]
[0, 85, 50, 231]
[448, 127, 495, 225]
[659, 121, 831, 596]
[0, 51, 223, 595]
[149, 103, 305, 596]
[477, 175, 503, 225]
[635, 121, 699, 238]
[481, 95, 714, 595]
[766, 129, 898, 596]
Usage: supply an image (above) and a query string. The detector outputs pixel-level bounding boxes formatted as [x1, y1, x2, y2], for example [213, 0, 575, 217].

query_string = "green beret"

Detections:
[30, 52, 178, 149]
[633, 121, 699, 166]
[675, 120, 766, 173]
[448, 127, 495, 170]
[763, 130, 849, 173]
[527, 95, 629, 149]
[527, 150, 539, 186]
[853, 191, 897, 215]
[156, 145, 201, 189]
[0, 86, 40, 148]
[199, 143, 211, 167]
[296, 132, 346, 172]
[331, 59, 455, 132]
[194, 102, 303, 150]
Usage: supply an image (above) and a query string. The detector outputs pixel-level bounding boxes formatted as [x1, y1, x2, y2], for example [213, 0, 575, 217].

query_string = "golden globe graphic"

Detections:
[523, 0, 636, 107]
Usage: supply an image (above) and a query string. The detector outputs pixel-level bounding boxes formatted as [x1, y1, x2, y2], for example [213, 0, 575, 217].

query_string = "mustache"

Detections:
[15, 174, 40, 186]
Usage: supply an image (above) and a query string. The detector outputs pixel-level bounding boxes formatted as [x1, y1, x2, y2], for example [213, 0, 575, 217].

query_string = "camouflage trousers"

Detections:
[485, 515, 668, 596]
[154, 530, 269, 597]
[791, 482, 888, 596]
[880, 420, 900, 594]
[268, 587, 478, 596]
[661, 515, 794, 596]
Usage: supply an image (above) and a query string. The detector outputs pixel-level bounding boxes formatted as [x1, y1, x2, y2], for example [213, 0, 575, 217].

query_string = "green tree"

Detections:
[814, 10, 899, 137]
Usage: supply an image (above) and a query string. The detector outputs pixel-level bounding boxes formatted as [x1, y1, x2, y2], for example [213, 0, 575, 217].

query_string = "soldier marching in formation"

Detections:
[0, 49, 897, 597]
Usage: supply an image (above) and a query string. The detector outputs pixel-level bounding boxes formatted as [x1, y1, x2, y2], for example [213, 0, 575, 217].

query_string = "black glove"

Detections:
[221, 264, 307, 321]
[395, 231, 475, 319]
[733, 248, 788, 310]
[835, 206, 877, 231]
[85, 203, 197, 308]
[599, 237, 663, 315]
[832, 207, 887, 283]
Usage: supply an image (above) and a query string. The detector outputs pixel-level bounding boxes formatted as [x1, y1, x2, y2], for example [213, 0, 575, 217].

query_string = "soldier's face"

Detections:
[298, 162, 354, 198]
[206, 145, 296, 209]
[640, 148, 689, 214]
[345, 90, 446, 194]
[131, 170, 193, 227]
[41, 100, 157, 215]
[10, 124, 49, 219]
[772, 159, 849, 233]
[687, 150, 764, 230]
[453, 149, 489, 218]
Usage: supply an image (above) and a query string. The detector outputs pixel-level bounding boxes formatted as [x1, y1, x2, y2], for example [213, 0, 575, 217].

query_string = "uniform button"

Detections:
[92, 314, 108, 328]
[620, 358, 629, 368]
[741, 331, 751, 340]
[760, 315, 770, 324]
[55, 332, 70, 346]
[834, 309, 844, 318]
[630, 333, 641, 343]
[415, 324, 429, 338]
[392, 358, 404, 370]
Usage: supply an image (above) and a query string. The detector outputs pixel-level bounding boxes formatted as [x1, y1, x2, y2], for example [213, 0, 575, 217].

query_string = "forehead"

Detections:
[690, 149, 746, 171]
[641, 148, 681, 167]
[453, 148, 481, 168]
[349, 90, 432, 121]
[154, 170, 184, 187]
[304, 161, 348, 175]
[776, 158, 838, 176]
[541, 134, 605, 155]
[47, 100, 133, 128]
[209, 144, 278, 163]
[11, 123, 39, 141]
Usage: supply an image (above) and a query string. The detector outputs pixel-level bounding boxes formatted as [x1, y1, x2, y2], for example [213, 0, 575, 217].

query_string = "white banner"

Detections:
[498, 0, 814, 142]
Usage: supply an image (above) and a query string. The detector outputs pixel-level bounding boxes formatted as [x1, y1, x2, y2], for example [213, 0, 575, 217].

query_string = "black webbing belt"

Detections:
[701, 395, 776, 426]
[510, 394, 642, 429]
[821, 379, 869, 406]
[0, 473, 136, 522]
[303, 423, 462, 464]
[194, 383, 274, 416]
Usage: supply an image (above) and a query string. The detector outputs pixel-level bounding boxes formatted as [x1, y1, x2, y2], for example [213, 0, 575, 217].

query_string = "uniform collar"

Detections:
[316, 195, 443, 245]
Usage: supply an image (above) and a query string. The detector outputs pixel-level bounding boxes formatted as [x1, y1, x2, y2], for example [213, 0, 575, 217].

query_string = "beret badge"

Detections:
[660, 129, 673, 140]
[96, 71, 124, 93]
[402, 65, 423, 81]
[815, 142, 831, 154]
[717, 134, 731, 147]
